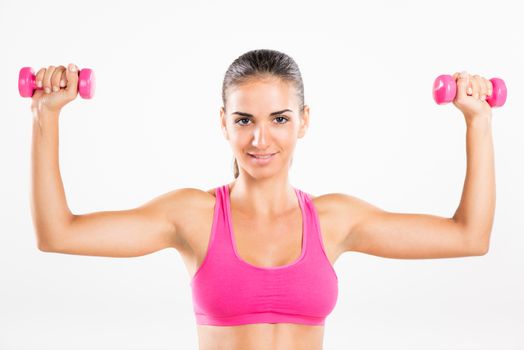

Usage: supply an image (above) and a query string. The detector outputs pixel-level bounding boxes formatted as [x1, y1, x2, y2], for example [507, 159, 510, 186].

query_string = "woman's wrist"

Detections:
[465, 113, 492, 128]
[32, 104, 60, 119]
[32, 106, 61, 129]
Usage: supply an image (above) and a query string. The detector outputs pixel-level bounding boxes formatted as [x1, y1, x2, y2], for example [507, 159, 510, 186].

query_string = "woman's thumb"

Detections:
[65, 63, 79, 97]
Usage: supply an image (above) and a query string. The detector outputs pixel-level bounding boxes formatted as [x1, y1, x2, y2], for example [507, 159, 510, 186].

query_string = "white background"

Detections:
[1, 0, 523, 349]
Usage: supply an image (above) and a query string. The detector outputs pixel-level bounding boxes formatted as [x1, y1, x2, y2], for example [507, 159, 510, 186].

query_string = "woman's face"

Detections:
[220, 77, 309, 179]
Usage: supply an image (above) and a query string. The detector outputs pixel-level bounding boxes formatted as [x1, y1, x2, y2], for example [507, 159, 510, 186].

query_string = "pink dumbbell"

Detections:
[433, 74, 507, 107]
[18, 66, 96, 99]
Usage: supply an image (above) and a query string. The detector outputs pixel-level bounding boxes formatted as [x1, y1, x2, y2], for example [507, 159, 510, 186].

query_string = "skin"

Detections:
[31, 65, 494, 350]
[219, 76, 308, 216]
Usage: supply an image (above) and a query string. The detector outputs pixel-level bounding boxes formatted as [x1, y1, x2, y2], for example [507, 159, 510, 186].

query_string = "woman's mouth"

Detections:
[248, 152, 277, 163]
[249, 153, 276, 159]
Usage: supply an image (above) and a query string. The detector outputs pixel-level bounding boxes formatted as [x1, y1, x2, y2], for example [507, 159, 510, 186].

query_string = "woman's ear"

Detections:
[220, 106, 229, 140]
[298, 105, 310, 138]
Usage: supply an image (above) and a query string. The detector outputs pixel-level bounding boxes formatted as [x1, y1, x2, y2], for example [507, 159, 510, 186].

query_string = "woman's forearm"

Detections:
[452, 114, 495, 252]
[30, 110, 75, 250]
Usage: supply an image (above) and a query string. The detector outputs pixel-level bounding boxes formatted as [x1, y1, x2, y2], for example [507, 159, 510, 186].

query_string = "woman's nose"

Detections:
[252, 125, 269, 147]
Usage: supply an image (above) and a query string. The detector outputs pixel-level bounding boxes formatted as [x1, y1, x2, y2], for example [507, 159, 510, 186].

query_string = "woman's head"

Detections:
[220, 49, 309, 180]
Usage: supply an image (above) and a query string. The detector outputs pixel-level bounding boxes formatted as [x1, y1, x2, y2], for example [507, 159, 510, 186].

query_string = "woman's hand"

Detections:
[452, 71, 493, 124]
[31, 63, 79, 116]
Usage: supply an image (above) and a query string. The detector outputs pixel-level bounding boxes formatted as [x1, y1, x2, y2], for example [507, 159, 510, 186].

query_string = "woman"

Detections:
[30, 49, 495, 350]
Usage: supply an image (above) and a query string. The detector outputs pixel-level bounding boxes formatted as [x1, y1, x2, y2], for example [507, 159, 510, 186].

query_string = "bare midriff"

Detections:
[196, 323, 325, 350]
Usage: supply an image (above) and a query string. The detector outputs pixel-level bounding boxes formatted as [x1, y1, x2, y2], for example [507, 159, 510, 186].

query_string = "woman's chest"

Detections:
[178, 192, 341, 349]
[178, 193, 346, 281]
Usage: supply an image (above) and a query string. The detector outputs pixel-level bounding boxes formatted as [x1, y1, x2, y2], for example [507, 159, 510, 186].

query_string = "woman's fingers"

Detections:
[477, 75, 488, 101]
[42, 65, 56, 94]
[474, 75, 484, 100]
[469, 74, 479, 99]
[482, 77, 492, 100]
[51, 65, 66, 91]
[64, 63, 79, 96]
[464, 72, 473, 96]
[456, 71, 470, 100]
[35, 67, 46, 88]
[60, 70, 67, 87]
[455, 71, 494, 102]
[33, 65, 69, 93]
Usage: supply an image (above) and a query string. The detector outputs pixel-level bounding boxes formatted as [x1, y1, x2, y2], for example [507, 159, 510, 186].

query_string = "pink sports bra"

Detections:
[190, 184, 339, 326]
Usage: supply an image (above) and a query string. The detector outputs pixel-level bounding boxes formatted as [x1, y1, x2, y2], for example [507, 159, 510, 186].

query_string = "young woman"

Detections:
[30, 49, 495, 350]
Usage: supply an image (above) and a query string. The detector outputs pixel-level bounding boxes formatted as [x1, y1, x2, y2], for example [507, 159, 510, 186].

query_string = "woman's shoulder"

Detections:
[308, 191, 362, 217]
[165, 186, 216, 201]
[154, 187, 216, 216]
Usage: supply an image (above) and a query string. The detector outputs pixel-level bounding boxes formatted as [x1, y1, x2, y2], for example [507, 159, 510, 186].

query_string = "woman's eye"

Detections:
[275, 116, 289, 124]
[237, 118, 250, 125]
[235, 116, 289, 126]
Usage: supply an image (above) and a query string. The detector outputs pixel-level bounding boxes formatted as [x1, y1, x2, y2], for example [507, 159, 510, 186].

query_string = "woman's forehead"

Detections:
[226, 79, 297, 111]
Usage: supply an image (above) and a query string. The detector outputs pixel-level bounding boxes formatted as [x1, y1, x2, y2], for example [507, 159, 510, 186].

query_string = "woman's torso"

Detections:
[175, 183, 348, 350]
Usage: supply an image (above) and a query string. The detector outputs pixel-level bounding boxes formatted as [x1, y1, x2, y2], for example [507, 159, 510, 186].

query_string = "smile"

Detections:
[247, 153, 277, 163]
[248, 153, 276, 159]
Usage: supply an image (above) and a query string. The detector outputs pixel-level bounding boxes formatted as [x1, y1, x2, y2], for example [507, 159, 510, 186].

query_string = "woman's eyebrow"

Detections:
[231, 109, 293, 117]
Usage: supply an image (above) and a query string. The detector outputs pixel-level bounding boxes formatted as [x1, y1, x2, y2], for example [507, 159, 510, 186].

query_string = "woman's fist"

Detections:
[452, 71, 493, 121]
[31, 63, 79, 115]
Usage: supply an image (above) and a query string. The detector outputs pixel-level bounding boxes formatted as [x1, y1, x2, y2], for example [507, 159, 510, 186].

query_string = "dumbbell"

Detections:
[18, 66, 96, 99]
[433, 74, 506, 107]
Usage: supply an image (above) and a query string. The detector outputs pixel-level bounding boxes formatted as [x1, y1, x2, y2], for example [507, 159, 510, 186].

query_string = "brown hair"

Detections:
[221, 49, 305, 179]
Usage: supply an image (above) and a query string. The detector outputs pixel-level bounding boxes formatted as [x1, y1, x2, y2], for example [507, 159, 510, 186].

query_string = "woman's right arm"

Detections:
[31, 107, 202, 257]
[30, 64, 192, 257]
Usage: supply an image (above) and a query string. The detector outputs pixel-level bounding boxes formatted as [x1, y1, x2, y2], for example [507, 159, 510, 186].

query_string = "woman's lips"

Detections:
[249, 153, 276, 158]
[248, 152, 277, 163]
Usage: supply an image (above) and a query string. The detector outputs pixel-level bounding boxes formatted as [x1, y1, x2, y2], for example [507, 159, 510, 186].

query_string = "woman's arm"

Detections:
[324, 194, 480, 259]
[332, 73, 495, 259]
[452, 115, 494, 252]
[29, 64, 198, 257]
[335, 115, 493, 259]
[30, 109, 75, 250]
[30, 109, 194, 257]
[450, 72, 496, 252]
[30, 64, 80, 248]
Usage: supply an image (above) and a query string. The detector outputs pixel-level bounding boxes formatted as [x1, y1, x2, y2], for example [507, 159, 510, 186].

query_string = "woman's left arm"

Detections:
[450, 71, 496, 254]
[335, 72, 495, 259]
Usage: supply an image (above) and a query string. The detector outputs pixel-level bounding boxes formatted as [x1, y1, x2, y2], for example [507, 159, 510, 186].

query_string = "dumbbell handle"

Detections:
[433, 75, 506, 107]
[18, 66, 96, 99]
